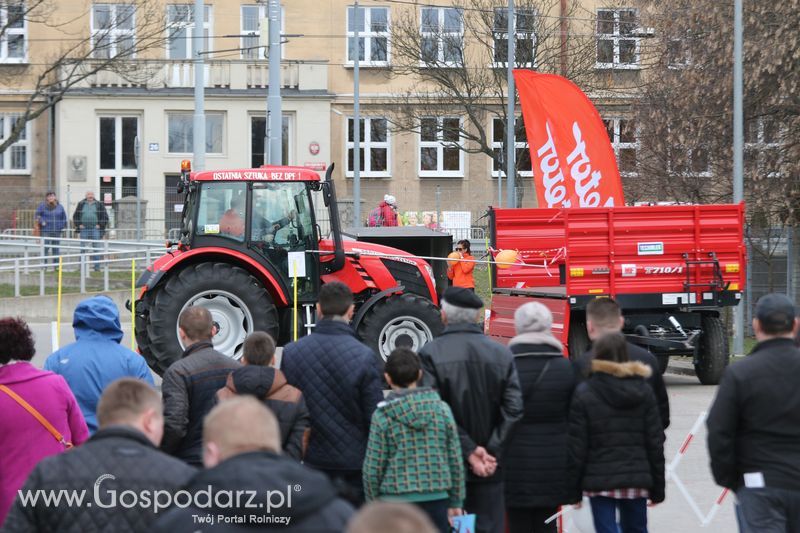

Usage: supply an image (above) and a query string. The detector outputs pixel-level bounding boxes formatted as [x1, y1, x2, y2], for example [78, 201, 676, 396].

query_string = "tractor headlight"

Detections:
[424, 264, 436, 289]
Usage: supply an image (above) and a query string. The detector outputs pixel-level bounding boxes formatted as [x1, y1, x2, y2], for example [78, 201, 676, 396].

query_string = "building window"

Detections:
[492, 8, 536, 67]
[250, 115, 292, 166]
[347, 6, 389, 65]
[92, 4, 136, 59]
[667, 39, 691, 69]
[745, 116, 782, 178]
[167, 112, 224, 154]
[346, 117, 389, 177]
[419, 117, 463, 177]
[0, 114, 30, 173]
[0, 2, 26, 63]
[241, 5, 285, 60]
[596, 9, 639, 69]
[167, 4, 212, 59]
[98, 115, 138, 201]
[420, 7, 463, 67]
[603, 118, 638, 176]
[491, 117, 532, 178]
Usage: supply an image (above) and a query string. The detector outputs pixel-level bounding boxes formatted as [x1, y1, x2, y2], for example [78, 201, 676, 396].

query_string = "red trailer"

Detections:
[486, 203, 746, 384]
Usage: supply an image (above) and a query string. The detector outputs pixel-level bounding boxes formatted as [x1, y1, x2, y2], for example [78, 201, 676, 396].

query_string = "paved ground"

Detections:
[27, 323, 735, 531]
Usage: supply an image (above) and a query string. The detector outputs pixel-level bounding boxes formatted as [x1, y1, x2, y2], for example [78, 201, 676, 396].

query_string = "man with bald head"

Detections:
[161, 306, 239, 466]
[152, 397, 354, 532]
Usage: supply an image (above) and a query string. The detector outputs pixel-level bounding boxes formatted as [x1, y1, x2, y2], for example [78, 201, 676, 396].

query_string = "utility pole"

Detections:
[267, 0, 282, 165]
[192, 0, 205, 171]
[732, 0, 745, 356]
[505, 0, 516, 208]
[352, 0, 362, 227]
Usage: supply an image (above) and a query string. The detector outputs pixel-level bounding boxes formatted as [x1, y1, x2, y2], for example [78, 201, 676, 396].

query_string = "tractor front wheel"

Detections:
[357, 293, 443, 365]
[138, 262, 279, 374]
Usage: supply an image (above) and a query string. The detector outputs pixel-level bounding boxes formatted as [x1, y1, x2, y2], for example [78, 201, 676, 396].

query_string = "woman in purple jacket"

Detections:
[0, 318, 89, 526]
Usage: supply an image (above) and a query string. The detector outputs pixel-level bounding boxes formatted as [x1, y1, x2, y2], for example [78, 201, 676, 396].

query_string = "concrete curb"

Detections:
[0, 290, 131, 322]
[667, 359, 697, 377]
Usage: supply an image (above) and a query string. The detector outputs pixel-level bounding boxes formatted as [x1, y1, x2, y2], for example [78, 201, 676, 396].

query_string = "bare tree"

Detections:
[633, 0, 799, 222]
[385, 0, 597, 176]
[0, 0, 174, 155]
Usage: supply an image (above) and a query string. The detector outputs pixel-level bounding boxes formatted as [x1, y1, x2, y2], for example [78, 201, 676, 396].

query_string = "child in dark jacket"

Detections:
[567, 332, 665, 533]
[363, 348, 465, 533]
[216, 332, 310, 460]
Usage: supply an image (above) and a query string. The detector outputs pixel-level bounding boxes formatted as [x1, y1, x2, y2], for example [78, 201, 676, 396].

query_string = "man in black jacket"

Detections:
[419, 287, 524, 533]
[575, 297, 670, 429]
[162, 307, 239, 465]
[216, 331, 310, 460]
[4, 378, 196, 533]
[707, 293, 800, 532]
[72, 191, 109, 272]
[152, 396, 354, 532]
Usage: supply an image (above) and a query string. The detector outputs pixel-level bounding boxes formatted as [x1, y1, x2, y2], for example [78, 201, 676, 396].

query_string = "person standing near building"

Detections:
[447, 239, 475, 290]
[419, 287, 524, 533]
[567, 332, 665, 533]
[707, 293, 800, 532]
[368, 195, 399, 227]
[72, 191, 109, 272]
[34, 191, 68, 268]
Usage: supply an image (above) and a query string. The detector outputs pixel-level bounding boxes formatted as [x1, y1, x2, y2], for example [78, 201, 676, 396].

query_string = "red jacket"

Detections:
[379, 202, 398, 227]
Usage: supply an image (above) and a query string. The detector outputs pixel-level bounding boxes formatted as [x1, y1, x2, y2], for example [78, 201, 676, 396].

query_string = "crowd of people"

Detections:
[0, 282, 798, 533]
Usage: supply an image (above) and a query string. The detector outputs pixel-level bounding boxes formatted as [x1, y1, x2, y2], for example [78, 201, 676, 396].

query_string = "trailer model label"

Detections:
[621, 264, 637, 277]
[621, 264, 684, 276]
[637, 242, 664, 255]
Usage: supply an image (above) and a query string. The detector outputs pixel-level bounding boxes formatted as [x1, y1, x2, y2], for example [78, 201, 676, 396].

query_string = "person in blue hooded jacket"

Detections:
[44, 295, 154, 433]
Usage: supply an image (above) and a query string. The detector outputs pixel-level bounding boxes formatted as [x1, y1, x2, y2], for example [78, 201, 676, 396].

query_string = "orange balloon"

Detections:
[495, 249, 518, 269]
[447, 251, 461, 267]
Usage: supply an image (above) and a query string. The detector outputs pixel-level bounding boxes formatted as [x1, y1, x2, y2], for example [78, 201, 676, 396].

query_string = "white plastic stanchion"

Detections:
[667, 410, 731, 527]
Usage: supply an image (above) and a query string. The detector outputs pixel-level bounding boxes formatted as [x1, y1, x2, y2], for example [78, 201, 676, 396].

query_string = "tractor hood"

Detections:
[320, 238, 438, 304]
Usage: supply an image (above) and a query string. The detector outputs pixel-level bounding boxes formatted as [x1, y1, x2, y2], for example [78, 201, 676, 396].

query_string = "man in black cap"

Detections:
[418, 287, 523, 533]
[707, 293, 800, 532]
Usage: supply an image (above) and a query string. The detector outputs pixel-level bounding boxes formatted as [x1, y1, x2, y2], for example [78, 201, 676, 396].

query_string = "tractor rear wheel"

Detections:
[357, 293, 443, 364]
[138, 262, 279, 374]
[694, 314, 729, 385]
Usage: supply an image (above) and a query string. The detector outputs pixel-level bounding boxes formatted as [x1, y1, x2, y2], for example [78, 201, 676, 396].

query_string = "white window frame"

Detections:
[490, 116, 532, 179]
[491, 8, 536, 68]
[91, 3, 136, 59]
[240, 5, 285, 60]
[595, 8, 640, 70]
[0, 113, 31, 174]
[97, 115, 139, 200]
[418, 116, 464, 178]
[604, 118, 638, 177]
[166, 111, 225, 155]
[166, 4, 213, 59]
[345, 117, 391, 178]
[745, 116, 782, 179]
[420, 7, 463, 68]
[346, 6, 390, 67]
[0, 2, 27, 63]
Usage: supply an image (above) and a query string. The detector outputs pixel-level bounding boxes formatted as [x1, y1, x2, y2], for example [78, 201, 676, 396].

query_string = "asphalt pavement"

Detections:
[26, 322, 735, 531]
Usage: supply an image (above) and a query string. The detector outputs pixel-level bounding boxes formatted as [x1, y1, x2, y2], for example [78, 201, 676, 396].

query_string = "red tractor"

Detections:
[134, 162, 442, 374]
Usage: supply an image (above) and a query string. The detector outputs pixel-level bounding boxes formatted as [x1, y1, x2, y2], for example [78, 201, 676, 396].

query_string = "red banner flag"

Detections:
[513, 70, 625, 208]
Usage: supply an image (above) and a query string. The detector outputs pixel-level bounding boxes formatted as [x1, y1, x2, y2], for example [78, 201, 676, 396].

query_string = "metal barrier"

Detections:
[0, 234, 168, 297]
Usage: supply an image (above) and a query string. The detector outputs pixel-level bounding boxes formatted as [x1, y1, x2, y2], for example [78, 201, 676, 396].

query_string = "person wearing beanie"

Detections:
[418, 287, 523, 533]
[504, 302, 577, 533]
[708, 293, 800, 531]
[368, 195, 399, 227]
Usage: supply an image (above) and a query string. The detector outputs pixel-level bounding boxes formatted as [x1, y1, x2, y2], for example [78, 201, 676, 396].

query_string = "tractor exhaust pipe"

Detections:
[323, 163, 346, 273]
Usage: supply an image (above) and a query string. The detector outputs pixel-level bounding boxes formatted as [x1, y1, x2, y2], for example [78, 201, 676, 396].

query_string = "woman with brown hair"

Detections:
[0, 318, 88, 525]
[447, 239, 475, 290]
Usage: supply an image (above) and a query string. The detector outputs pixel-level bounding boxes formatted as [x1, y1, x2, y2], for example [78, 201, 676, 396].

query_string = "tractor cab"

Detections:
[175, 161, 345, 304]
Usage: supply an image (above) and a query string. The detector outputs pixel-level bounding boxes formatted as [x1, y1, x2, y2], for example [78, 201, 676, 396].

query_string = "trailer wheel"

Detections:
[568, 318, 590, 359]
[656, 355, 669, 375]
[357, 293, 443, 364]
[138, 262, 279, 375]
[694, 314, 729, 385]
